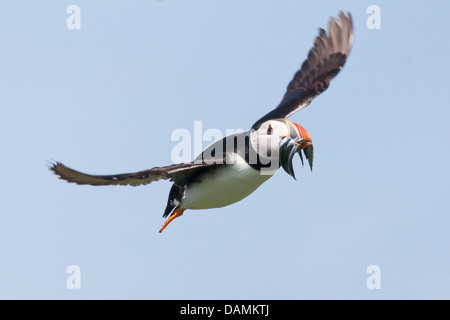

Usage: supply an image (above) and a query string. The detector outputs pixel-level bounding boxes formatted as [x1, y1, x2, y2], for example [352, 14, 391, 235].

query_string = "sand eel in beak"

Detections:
[50, 12, 353, 232]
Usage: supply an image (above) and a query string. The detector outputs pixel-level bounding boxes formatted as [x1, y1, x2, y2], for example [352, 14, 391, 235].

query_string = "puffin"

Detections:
[50, 12, 354, 233]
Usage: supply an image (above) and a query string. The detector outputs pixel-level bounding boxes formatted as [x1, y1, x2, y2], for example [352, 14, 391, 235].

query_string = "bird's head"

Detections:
[250, 119, 313, 179]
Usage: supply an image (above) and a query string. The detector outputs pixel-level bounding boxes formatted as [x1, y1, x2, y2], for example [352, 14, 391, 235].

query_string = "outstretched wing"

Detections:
[49, 161, 213, 187]
[252, 11, 353, 129]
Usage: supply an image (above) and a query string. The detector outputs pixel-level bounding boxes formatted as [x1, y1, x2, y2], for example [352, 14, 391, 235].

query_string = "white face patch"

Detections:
[255, 120, 289, 139]
[249, 120, 289, 175]
[250, 120, 289, 153]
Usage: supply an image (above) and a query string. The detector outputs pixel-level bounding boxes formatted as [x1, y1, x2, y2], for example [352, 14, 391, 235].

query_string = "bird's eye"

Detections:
[266, 124, 273, 135]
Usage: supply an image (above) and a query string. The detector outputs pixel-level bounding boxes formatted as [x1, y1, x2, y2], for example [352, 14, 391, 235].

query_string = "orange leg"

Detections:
[159, 207, 185, 233]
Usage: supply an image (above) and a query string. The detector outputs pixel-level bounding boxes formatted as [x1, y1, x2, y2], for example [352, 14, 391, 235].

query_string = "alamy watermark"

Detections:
[66, 5, 81, 30]
[366, 265, 381, 290]
[66, 265, 81, 290]
[66, 5, 381, 31]
[367, 5, 381, 30]
[170, 121, 281, 175]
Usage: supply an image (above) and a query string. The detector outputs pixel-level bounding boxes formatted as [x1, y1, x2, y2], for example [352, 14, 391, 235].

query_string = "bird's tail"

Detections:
[163, 184, 185, 218]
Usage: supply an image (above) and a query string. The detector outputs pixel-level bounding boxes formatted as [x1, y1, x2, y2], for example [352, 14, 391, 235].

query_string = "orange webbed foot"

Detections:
[159, 207, 185, 233]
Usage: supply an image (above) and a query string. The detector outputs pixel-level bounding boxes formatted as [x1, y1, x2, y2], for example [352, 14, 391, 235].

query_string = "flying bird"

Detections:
[50, 12, 354, 232]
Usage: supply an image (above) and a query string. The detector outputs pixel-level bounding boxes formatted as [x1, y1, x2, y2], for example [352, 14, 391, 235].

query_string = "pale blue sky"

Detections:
[1, 1, 449, 299]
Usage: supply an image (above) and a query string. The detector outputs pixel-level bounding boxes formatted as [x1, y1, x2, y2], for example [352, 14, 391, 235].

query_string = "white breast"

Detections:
[181, 156, 276, 210]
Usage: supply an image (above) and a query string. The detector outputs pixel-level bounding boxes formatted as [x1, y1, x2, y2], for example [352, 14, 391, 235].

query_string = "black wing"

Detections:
[49, 161, 214, 187]
[252, 11, 353, 129]
[49, 133, 246, 188]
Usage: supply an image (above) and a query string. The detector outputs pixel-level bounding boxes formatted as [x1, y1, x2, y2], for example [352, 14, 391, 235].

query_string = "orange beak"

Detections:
[280, 120, 314, 174]
[287, 120, 312, 149]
